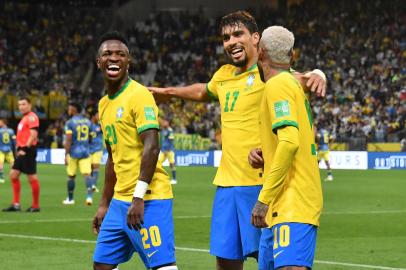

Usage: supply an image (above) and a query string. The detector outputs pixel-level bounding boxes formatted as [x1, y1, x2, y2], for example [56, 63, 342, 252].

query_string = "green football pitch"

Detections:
[0, 164, 405, 270]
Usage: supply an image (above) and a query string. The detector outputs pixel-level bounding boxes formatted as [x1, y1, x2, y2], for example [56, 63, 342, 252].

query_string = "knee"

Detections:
[9, 170, 18, 180]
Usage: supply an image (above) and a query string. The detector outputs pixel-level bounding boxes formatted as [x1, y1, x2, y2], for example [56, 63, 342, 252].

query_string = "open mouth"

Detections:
[229, 47, 244, 59]
[106, 64, 121, 77]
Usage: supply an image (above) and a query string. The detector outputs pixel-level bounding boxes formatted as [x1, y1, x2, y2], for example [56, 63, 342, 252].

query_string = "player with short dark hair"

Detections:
[149, 10, 326, 270]
[250, 25, 323, 270]
[0, 118, 15, 183]
[92, 31, 177, 270]
[62, 102, 94, 205]
[3, 96, 41, 212]
[89, 109, 103, 192]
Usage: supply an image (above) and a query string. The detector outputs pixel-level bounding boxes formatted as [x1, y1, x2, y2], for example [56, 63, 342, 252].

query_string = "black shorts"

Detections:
[13, 147, 37, 175]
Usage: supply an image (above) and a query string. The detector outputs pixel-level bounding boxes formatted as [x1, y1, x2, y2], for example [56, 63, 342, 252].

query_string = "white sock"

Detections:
[157, 266, 178, 270]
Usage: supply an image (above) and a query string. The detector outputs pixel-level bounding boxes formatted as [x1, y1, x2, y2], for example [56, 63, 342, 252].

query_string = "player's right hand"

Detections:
[127, 198, 144, 230]
[248, 148, 264, 169]
[147, 87, 172, 103]
[92, 206, 108, 234]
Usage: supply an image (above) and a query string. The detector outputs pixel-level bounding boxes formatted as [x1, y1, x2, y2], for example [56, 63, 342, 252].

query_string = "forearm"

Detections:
[166, 83, 210, 102]
[138, 143, 159, 184]
[99, 156, 116, 207]
[258, 127, 299, 204]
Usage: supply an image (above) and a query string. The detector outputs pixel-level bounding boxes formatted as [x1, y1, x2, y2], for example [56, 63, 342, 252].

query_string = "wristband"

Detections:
[133, 180, 149, 199]
[311, 69, 326, 81]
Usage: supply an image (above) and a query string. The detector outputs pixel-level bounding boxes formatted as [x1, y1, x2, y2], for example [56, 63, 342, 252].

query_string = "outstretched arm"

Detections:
[294, 69, 327, 97]
[148, 83, 211, 102]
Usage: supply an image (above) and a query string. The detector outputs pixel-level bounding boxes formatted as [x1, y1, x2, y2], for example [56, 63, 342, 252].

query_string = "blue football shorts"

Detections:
[210, 185, 262, 260]
[258, 222, 318, 270]
[93, 198, 176, 268]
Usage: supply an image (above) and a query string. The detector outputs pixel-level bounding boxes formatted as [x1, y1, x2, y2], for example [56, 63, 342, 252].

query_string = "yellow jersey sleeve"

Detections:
[266, 73, 299, 133]
[206, 66, 228, 100]
[131, 87, 160, 134]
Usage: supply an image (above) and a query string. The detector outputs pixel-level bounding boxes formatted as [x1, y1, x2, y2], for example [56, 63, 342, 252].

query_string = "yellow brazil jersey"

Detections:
[98, 78, 173, 202]
[207, 64, 264, 186]
[259, 71, 323, 227]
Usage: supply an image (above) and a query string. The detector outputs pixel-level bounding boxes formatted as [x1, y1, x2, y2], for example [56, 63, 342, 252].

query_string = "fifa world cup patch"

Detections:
[274, 100, 290, 118]
[144, 107, 156, 120]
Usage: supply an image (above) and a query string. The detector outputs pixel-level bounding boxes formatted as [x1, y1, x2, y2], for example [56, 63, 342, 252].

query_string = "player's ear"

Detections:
[96, 57, 101, 69]
[252, 32, 260, 46]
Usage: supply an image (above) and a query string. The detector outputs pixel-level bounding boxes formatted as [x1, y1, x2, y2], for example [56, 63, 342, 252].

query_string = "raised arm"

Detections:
[93, 143, 117, 234]
[126, 128, 160, 230]
[148, 83, 211, 102]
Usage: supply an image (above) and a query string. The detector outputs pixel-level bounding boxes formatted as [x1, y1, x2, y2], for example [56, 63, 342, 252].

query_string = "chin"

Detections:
[232, 59, 248, 68]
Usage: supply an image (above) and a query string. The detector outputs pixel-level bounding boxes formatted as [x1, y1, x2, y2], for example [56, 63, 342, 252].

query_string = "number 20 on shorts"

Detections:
[140, 225, 162, 249]
[273, 225, 290, 249]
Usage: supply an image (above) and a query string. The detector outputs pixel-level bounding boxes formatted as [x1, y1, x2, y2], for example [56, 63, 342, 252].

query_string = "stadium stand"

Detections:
[1, 0, 404, 148]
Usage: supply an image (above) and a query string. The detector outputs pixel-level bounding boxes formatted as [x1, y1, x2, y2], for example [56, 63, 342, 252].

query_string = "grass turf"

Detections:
[0, 165, 405, 269]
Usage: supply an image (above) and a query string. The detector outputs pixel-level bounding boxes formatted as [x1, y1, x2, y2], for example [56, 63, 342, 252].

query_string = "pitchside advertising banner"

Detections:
[36, 149, 406, 170]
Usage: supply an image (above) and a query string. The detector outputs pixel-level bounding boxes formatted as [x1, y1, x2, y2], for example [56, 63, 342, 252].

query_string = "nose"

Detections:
[108, 52, 120, 62]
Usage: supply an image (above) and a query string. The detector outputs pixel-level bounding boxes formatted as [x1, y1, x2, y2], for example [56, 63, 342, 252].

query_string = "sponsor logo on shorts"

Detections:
[147, 250, 159, 258]
[274, 250, 284, 259]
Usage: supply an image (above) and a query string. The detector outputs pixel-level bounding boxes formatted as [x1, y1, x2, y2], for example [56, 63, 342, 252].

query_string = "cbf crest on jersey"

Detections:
[116, 106, 124, 121]
[246, 73, 255, 87]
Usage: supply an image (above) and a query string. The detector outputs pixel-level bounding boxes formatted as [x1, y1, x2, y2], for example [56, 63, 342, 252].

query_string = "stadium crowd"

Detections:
[1, 0, 405, 148]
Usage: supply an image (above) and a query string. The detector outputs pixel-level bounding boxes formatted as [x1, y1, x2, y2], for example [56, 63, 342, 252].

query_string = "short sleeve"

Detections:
[132, 88, 160, 134]
[266, 78, 299, 133]
[206, 69, 223, 100]
[27, 114, 39, 129]
[64, 121, 73, 135]
[168, 128, 174, 140]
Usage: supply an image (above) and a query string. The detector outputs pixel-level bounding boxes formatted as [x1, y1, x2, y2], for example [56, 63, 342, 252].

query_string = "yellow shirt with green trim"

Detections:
[206, 64, 264, 186]
[259, 71, 322, 227]
[98, 78, 172, 202]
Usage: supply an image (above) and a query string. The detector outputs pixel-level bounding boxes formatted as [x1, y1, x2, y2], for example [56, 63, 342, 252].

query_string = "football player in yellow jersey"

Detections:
[92, 31, 177, 270]
[250, 26, 323, 270]
[149, 11, 326, 270]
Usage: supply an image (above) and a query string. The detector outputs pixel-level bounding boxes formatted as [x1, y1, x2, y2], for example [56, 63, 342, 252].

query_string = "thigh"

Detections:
[66, 157, 78, 176]
[126, 199, 176, 269]
[272, 223, 317, 270]
[235, 186, 262, 258]
[258, 228, 275, 270]
[94, 199, 136, 265]
[5, 152, 14, 164]
[91, 151, 103, 165]
[79, 157, 92, 175]
[210, 187, 243, 260]
[168, 151, 175, 164]
[0, 152, 5, 164]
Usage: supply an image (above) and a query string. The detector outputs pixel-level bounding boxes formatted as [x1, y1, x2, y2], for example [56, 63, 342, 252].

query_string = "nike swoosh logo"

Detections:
[274, 250, 284, 259]
[147, 250, 159, 258]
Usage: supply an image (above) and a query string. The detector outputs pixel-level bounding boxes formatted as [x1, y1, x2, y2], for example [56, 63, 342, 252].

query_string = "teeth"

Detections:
[107, 65, 120, 70]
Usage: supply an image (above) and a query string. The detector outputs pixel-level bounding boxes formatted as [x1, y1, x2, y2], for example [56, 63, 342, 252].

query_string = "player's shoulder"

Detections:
[267, 71, 302, 92]
[212, 64, 238, 80]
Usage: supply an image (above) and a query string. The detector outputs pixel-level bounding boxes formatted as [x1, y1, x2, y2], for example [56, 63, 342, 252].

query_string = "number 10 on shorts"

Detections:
[273, 225, 290, 249]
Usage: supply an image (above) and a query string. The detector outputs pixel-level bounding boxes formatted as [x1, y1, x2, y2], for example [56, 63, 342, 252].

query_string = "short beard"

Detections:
[227, 54, 248, 68]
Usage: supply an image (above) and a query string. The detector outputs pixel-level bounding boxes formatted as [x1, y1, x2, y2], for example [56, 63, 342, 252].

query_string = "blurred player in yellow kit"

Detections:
[250, 26, 323, 270]
[158, 118, 177, 184]
[316, 123, 334, 181]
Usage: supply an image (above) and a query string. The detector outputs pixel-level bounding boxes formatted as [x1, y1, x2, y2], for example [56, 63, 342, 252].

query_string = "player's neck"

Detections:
[106, 76, 130, 97]
[236, 57, 257, 74]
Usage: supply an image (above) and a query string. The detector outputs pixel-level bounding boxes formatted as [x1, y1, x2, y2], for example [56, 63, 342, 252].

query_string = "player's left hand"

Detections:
[17, 150, 26, 156]
[304, 69, 326, 97]
[251, 201, 269, 228]
[127, 197, 144, 230]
